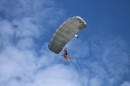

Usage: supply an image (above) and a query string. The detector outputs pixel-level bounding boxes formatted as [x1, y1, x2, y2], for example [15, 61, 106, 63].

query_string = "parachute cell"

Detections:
[48, 16, 87, 54]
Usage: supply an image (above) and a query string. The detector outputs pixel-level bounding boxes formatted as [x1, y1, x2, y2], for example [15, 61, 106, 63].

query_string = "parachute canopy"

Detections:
[48, 16, 87, 54]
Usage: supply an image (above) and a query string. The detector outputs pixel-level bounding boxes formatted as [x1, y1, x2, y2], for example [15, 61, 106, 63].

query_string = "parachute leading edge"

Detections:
[48, 16, 87, 54]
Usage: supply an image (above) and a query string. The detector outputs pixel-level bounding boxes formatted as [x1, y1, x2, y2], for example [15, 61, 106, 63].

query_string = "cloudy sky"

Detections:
[0, 0, 130, 86]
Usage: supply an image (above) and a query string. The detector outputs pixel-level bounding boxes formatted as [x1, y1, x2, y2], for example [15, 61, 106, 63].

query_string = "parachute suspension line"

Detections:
[64, 45, 68, 51]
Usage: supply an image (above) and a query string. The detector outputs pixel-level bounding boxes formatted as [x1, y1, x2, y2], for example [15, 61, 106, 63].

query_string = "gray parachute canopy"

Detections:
[48, 16, 87, 54]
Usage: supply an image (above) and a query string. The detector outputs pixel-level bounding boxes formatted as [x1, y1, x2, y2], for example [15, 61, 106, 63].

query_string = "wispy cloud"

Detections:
[120, 81, 130, 86]
[66, 35, 130, 86]
[0, 0, 75, 86]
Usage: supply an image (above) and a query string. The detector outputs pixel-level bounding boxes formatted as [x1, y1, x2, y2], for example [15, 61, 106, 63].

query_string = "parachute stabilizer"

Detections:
[48, 16, 87, 54]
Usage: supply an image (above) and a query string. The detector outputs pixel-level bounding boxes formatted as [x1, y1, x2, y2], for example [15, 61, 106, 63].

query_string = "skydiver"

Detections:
[61, 48, 70, 61]
[62, 48, 68, 56]
[75, 34, 79, 38]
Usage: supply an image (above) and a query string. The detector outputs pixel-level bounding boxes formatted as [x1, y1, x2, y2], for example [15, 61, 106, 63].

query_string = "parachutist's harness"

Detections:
[64, 50, 68, 55]
[62, 49, 68, 56]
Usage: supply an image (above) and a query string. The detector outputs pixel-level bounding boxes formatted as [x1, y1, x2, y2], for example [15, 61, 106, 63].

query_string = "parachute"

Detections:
[48, 16, 87, 54]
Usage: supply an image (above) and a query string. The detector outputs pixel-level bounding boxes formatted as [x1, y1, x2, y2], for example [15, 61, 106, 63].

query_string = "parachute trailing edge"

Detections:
[48, 16, 87, 54]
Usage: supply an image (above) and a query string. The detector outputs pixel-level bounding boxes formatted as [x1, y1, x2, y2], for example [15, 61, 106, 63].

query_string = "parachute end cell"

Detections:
[75, 16, 87, 26]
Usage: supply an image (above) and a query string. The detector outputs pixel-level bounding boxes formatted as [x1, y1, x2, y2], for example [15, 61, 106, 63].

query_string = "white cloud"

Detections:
[0, 44, 81, 86]
[89, 77, 102, 86]
[120, 81, 130, 86]
[17, 37, 35, 50]
[33, 64, 80, 86]
[13, 17, 40, 38]
[0, 46, 37, 82]
[0, 20, 14, 49]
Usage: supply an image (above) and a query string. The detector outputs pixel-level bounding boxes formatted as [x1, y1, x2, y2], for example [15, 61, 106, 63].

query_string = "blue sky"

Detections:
[0, 0, 130, 86]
